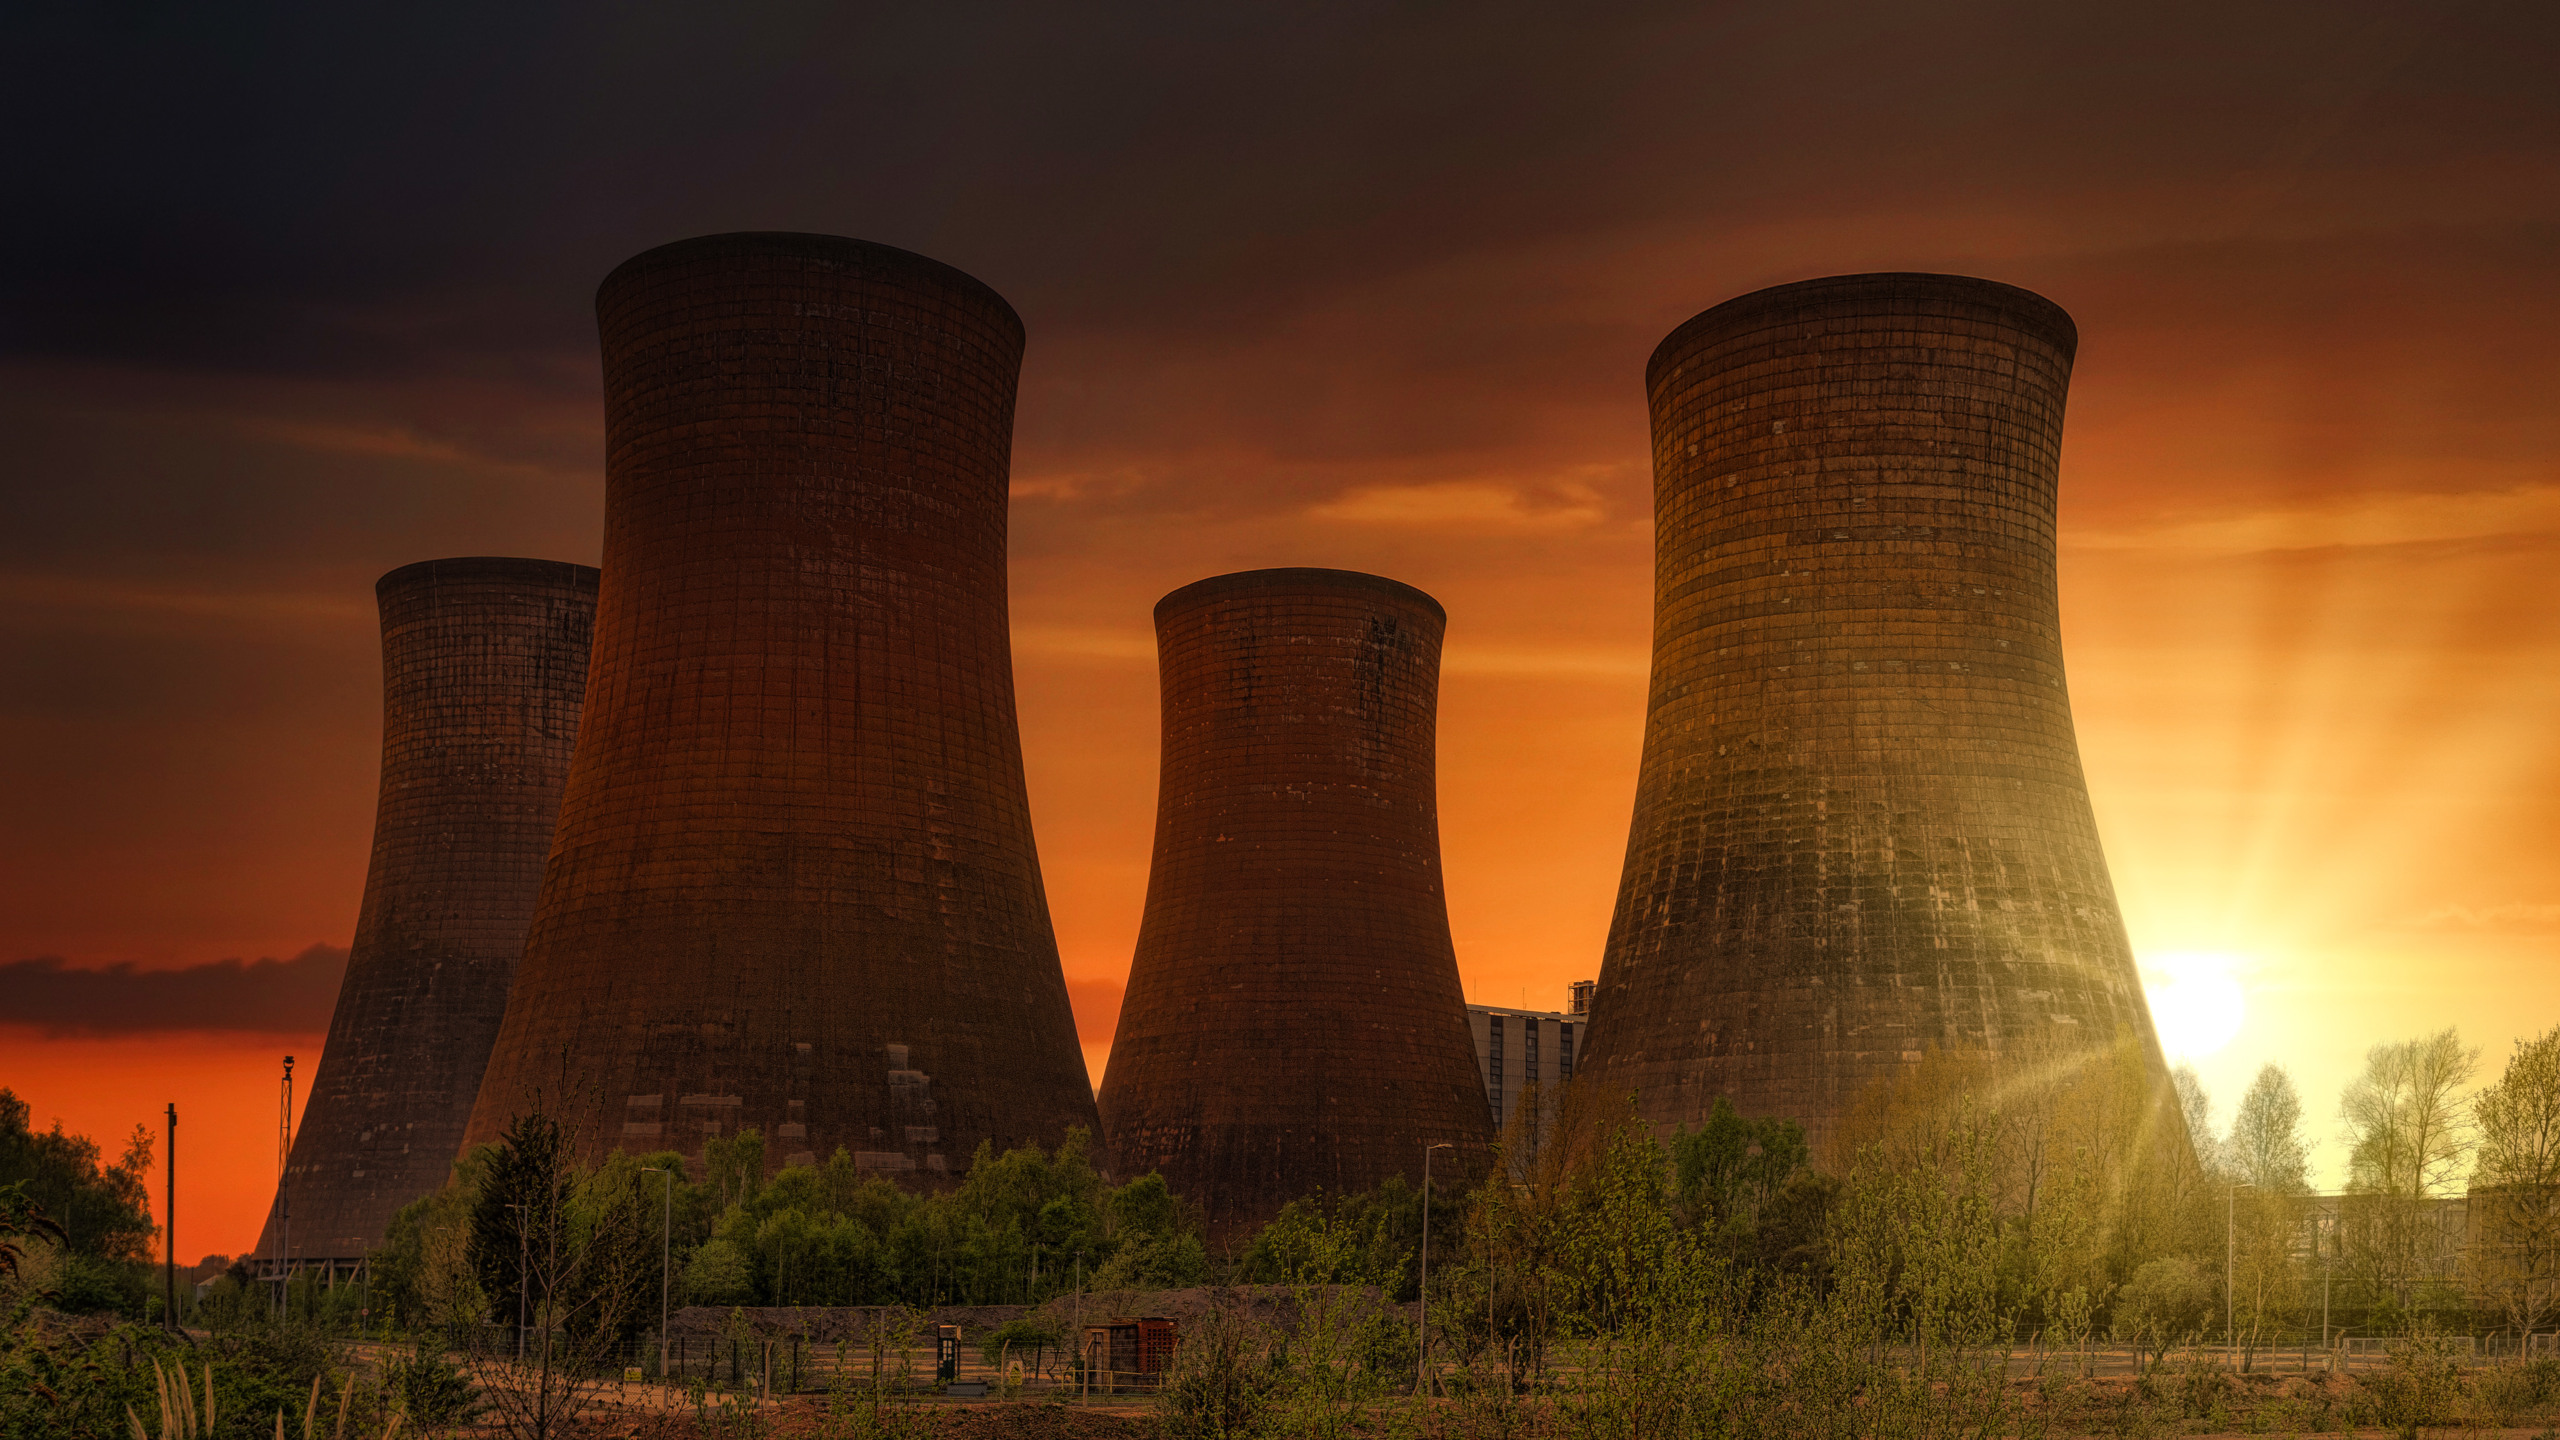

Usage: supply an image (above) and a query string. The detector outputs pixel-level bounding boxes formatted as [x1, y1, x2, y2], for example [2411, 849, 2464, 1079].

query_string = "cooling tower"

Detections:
[1578, 273, 2164, 1159]
[1098, 569, 1493, 1239]
[258, 557, 596, 1266]
[462, 233, 1096, 1176]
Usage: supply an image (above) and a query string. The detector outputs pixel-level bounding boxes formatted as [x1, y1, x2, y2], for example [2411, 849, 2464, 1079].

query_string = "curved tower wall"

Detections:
[1578, 273, 2164, 1158]
[261, 557, 597, 1262]
[463, 233, 1097, 1175]
[1099, 568, 1493, 1239]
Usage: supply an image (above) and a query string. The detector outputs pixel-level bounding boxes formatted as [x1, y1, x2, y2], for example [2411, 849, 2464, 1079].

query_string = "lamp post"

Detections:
[1417, 1142, 1453, 1398]
[642, 1168, 675, 1382]
[2227, 1181, 2255, 1365]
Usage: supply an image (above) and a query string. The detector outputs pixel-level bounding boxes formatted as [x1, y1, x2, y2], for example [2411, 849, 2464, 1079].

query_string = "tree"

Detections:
[2339, 1028, 2478, 1307]
[2470, 1025, 2560, 1332]
[461, 1105, 655, 1440]
[2175, 1064, 2226, 1179]
[2223, 1065, 2312, 1368]
[2113, 1256, 2215, 1369]
[0, 1089, 157, 1314]
[2227, 1065, 2311, 1193]
[1669, 1097, 1807, 1234]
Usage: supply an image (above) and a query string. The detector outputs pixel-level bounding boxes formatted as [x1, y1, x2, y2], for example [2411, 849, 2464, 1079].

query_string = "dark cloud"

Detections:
[0, 946, 346, 1036]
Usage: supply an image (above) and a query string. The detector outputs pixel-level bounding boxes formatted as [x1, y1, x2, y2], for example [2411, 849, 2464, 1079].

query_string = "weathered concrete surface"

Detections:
[463, 233, 1095, 1175]
[1579, 273, 2167, 1160]
[1099, 569, 1492, 1242]
[261, 557, 597, 1261]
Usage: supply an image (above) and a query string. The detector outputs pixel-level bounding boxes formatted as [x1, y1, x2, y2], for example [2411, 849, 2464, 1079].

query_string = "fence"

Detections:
[434, 1325, 1078, 1397]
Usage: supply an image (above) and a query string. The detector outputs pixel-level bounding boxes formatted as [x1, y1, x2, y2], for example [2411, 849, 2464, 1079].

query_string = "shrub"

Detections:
[2361, 1330, 2469, 1435]
[380, 1342, 484, 1427]
[2111, 1256, 2214, 1366]
[1161, 1309, 1273, 1439]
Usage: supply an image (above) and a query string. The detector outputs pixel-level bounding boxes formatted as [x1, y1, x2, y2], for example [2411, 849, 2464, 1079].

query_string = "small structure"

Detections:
[1080, 1317, 1178, 1394]
[935, 1324, 962, 1385]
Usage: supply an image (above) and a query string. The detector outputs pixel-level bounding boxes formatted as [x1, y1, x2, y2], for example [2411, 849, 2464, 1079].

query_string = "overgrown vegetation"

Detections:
[376, 1123, 1204, 1323]
[18, 1018, 2560, 1437]
[0, 1086, 159, 1315]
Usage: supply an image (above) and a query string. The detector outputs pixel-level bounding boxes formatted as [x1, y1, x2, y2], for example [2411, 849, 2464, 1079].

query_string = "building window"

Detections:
[1526, 1019, 1541, 1080]
[1560, 1022, 1574, 1079]
[1488, 1015, 1505, 1123]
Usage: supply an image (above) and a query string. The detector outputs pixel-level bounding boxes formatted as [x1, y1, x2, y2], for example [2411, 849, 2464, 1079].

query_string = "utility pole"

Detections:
[164, 1102, 177, 1333]
[273, 1055, 295, 1315]
[1416, 1142, 1452, 1398]
[643, 1168, 674, 1382]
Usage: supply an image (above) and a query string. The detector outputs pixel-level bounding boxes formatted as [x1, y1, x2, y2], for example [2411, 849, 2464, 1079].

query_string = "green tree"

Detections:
[2340, 1028, 2477, 1307]
[1669, 1097, 1807, 1234]
[2114, 1256, 2215, 1368]
[2224, 1064, 2312, 1368]
[0, 1090, 157, 1314]
[2470, 1024, 2560, 1331]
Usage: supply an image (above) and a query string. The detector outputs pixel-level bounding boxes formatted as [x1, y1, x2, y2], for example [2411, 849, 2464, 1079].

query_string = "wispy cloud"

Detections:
[1012, 624, 1155, 663]
[2071, 484, 2560, 556]
[1309, 480, 1608, 532]
[1066, 976, 1123, 1044]
[0, 572, 368, 628]
[227, 417, 578, 481]
[0, 945, 347, 1036]
[1442, 645, 1649, 678]
[2404, 903, 2560, 934]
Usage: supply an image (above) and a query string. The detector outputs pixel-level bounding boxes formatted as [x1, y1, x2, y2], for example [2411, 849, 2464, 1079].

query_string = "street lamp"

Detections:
[642, 1168, 675, 1382]
[2227, 1180, 2256, 1365]
[1416, 1142, 1454, 1398]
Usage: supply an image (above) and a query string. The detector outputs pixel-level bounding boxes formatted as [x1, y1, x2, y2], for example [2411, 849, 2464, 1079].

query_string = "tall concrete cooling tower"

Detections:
[463, 233, 1097, 1177]
[259, 557, 596, 1268]
[1578, 273, 2163, 1158]
[1098, 569, 1493, 1239]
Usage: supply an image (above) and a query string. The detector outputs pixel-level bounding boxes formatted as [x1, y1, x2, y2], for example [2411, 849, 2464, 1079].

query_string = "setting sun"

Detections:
[2139, 950, 2250, 1061]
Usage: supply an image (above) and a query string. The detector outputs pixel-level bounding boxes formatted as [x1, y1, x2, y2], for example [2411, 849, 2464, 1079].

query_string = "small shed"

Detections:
[1081, 1316, 1178, 1393]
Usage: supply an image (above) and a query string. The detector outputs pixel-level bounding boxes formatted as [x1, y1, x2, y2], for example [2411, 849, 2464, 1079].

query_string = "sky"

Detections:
[2, 0, 2556, 1263]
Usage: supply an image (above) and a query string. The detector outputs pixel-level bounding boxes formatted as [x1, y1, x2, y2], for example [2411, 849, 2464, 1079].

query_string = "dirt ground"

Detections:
[548, 1384, 2560, 1438]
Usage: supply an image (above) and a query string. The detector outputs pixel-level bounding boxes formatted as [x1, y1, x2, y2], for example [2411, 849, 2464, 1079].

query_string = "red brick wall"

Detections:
[263, 557, 596, 1260]
[1100, 568, 1493, 1240]
[1579, 273, 2166, 1161]
[464, 233, 1096, 1178]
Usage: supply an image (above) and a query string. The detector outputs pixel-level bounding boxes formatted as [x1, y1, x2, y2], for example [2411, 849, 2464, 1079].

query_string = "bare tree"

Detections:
[2339, 1028, 2478, 1308]
[2175, 1064, 2226, 1180]
[2470, 1025, 2560, 1332]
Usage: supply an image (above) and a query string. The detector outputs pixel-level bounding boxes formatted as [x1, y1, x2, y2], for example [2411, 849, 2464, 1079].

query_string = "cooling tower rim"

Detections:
[376, 556, 601, 599]
[1154, 567, 1447, 625]
[1646, 272, 2077, 388]
[597, 232, 1024, 345]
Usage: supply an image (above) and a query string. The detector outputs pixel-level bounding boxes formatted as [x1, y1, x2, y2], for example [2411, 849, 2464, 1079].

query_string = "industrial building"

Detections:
[462, 233, 1097, 1174]
[1465, 983, 1593, 1134]
[257, 557, 597, 1273]
[1577, 273, 2167, 1160]
[1098, 568, 1494, 1240]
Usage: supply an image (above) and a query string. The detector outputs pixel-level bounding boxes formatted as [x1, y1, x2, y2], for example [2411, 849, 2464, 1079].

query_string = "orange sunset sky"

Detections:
[3, 2, 2556, 1265]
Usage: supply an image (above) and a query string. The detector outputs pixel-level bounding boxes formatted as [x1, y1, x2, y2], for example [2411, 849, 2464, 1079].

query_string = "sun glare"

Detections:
[2140, 950, 2249, 1059]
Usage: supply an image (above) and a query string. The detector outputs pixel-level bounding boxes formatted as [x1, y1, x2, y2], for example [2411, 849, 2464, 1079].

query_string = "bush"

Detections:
[2111, 1257, 2214, 1365]
[2362, 1330, 2468, 1435]
[979, 1316, 1065, 1371]
[380, 1343, 484, 1427]
[1161, 1309, 1273, 1439]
